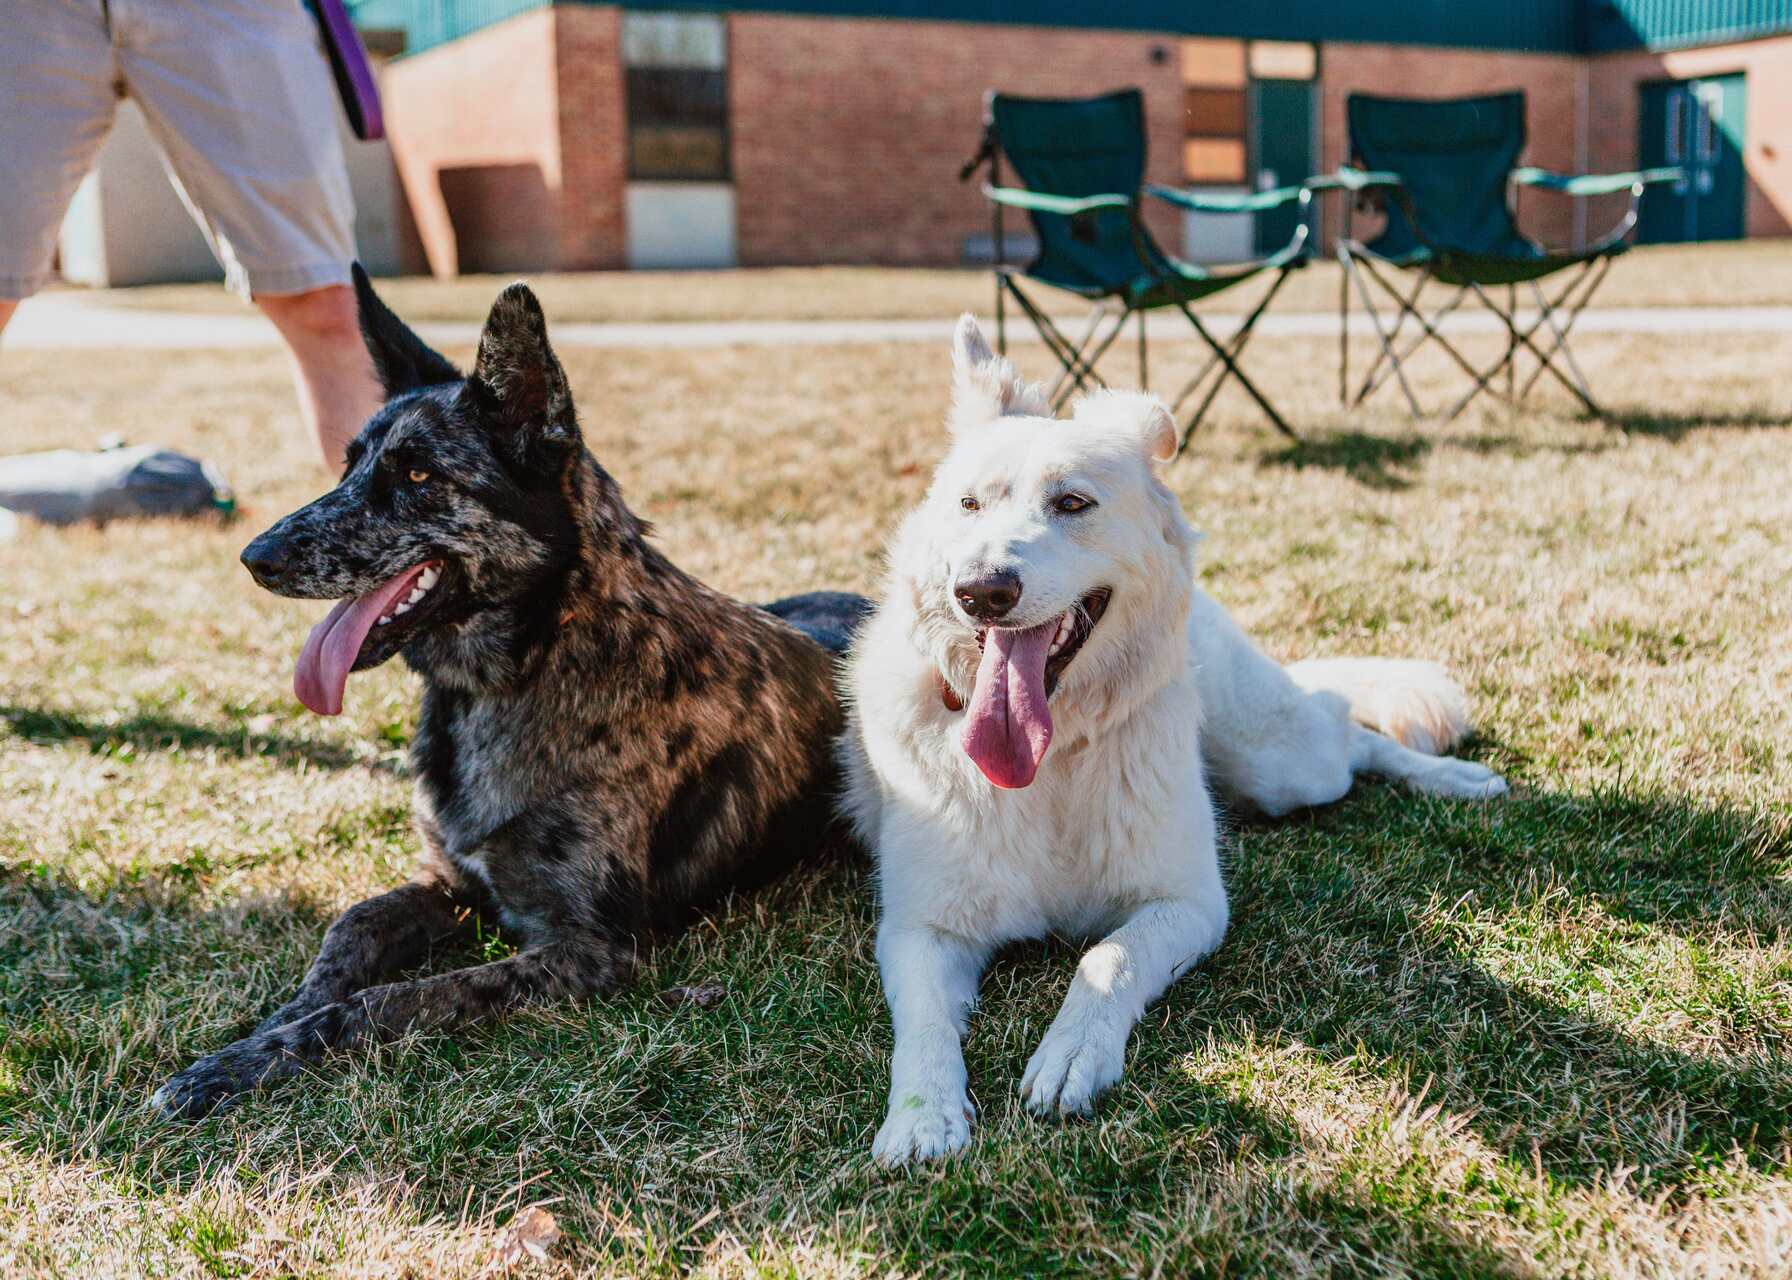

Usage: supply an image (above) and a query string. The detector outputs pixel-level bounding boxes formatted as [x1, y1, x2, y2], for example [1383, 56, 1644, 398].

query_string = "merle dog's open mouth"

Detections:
[293, 559, 455, 715]
[357, 559, 453, 656]
[975, 587, 1111, 697]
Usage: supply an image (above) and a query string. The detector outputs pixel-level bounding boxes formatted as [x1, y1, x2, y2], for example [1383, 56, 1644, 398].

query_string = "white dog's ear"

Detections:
[949, 314, 1050, 433]
[1072, 390, 1177, 464]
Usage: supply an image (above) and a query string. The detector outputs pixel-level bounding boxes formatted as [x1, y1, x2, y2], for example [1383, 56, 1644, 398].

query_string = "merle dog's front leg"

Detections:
[152, 933, 632, 1118]
[250, 877, 475, 1037]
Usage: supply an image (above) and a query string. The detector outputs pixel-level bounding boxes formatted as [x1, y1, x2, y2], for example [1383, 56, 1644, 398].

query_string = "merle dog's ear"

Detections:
[948, 313, 1050, 434]
[469, 282, 579, 472]
[352, 263, 460, 394]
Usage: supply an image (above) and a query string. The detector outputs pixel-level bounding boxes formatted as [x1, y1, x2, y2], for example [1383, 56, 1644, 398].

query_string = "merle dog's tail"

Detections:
[1285, 657, 1471, 756]
[760, 591, 875, 656]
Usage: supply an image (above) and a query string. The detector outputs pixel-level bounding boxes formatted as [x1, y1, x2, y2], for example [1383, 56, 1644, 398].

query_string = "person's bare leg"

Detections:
[256, 285, 382, 472]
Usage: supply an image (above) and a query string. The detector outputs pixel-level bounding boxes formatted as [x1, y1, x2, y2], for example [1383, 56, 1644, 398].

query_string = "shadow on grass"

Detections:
[2, 784, 1788, 1273]
[1602, 407, 1792, 442]
[0, 702, 368, 772]
[1172, 783, 1792, 1198]
[1261, 405, 1785, 488]
[1261, 431, 1432, 491]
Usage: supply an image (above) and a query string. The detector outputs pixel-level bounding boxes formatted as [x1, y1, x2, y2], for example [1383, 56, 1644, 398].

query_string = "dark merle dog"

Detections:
[151, 268, 868, 1118]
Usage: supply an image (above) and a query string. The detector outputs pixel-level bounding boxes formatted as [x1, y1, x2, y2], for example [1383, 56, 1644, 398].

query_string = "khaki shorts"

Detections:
[1, 0, 356, 300]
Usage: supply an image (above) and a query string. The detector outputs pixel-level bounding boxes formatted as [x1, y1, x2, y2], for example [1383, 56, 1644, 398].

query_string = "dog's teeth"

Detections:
[395, 601, 412, 615]
[376, 614, 392, 626]
[406, 586, 425, 604]
[419, 566, 440, 589]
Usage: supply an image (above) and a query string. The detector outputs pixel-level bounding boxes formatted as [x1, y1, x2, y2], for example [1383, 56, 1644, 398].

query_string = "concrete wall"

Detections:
[58, 87, 418, 289]
[383, 8, 573, 274]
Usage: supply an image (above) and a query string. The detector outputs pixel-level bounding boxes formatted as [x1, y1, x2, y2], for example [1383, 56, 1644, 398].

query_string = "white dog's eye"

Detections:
[1054, 493, 1094, 514]
[960, 496, 980, 512]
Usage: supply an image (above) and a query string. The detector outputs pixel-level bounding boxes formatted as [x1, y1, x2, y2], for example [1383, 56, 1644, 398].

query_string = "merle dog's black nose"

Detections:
[955, 570, 1022, 622]
[240, 533, 292, 589]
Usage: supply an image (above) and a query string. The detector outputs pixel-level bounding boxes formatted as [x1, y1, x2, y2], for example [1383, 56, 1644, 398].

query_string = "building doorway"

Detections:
[1252, 75, 1315, 255]
[1638, 73, 1746, 243]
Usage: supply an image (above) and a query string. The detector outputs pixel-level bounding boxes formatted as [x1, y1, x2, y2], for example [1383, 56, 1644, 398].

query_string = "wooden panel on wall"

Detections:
[1182, 37, 1246, 88]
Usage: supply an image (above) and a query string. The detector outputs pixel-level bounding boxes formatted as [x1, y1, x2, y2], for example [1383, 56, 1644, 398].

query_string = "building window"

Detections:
[623, 12, 728, 182]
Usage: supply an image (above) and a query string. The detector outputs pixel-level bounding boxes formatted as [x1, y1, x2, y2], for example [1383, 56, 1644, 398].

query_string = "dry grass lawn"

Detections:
[2, 309, 1790, 1277]
[74, 239, 1792, 323]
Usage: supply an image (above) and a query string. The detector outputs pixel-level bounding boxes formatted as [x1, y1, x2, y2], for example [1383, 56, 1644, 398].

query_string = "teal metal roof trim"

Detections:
[347, 0, 1791, 58]
[1580, 0, 1792, 51]
[352, 0, 1580, 57]
[347, 0, 549, 55]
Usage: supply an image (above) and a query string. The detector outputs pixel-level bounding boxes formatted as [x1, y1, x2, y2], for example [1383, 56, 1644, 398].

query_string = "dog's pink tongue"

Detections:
[293, 567, 419, 716]
[961, 620, 1056, 789]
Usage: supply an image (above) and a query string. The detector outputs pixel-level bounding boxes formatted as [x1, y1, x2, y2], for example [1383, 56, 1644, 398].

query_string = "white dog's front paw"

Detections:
[1420, 757, 1508, 800]
[872, 1090, 975, 1167]
[1021, 1020, 1126, 1117]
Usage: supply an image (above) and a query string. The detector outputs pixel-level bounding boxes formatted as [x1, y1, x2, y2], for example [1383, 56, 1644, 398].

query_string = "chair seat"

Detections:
[1352, 239, 1629, 287]
[1011, 238, 1306, 311]
[1429, 242, 1628, 287]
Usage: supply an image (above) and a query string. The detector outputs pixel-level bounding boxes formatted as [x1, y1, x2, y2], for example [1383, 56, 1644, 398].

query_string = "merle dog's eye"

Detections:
[960, 496, 980, 512]
[408, 469, 430, 484]
[1055, 493, 1094, 514]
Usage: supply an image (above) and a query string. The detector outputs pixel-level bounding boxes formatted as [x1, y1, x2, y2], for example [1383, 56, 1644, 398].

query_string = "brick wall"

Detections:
[380, 12, 1791, 277]
[727, 13, 1187, 267]
[1316, 44, 1582, 251]
[552, 7, 628, 270]
[1588, 34, 1792, 238]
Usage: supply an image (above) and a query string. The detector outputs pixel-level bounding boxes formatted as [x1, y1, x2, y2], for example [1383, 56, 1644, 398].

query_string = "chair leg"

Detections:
[1138, 308, 1148, 391]
[1043, 302, 1114, 404]
[1356, 285, 1469, 403]
[1518, 258, 1609, 406]
[1173, 295, 1298, 445]
[1527, 280, 1595, 404]
[1002, 278, 1124, 407]
[1351, 264, 1427, 403]
[1338, 246, 1350, 407]
[1168, 269, 1297, 450]
[1506, 284, 1517, 405]
[996, 269, 1008, 357]
[1048, 308, 1129, 410]
[1447, 281, 1600, 422]
[1352, 256, 1497, 414]
[1340, 249, 1425, 417]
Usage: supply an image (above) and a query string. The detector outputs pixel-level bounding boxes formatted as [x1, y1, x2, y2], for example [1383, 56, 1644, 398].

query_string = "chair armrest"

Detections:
[1511, 166, 1684, 196]
[982, 185, 1134, 216]
[1305, 166, 1403, 194]
[1143, 182, 1310, 214]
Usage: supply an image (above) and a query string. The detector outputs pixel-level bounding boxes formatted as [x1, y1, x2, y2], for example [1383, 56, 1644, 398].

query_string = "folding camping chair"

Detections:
[1331, 91, 1680, 421]
[960, 88, 1314, 448]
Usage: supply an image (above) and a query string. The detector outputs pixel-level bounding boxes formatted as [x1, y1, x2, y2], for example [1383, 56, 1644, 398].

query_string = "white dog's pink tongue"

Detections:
[293, 566, 422, 717]
[961, 619, 1056, 789]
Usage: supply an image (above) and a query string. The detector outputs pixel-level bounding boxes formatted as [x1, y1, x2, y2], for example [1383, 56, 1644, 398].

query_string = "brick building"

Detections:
[354, 0, 1792, 274]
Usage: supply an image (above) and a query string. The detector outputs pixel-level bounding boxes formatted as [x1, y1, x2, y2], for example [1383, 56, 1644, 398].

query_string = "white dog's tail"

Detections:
[1285, 658, 1471, 756]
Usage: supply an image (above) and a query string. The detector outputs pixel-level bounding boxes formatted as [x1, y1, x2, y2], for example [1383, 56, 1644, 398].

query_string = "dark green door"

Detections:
[1253, 78, 1314, 254]
[1638, 73, 1747, 243]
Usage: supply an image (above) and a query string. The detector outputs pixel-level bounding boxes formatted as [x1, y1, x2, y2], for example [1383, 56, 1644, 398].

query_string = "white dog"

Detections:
[841, 317, 1506, 1166]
